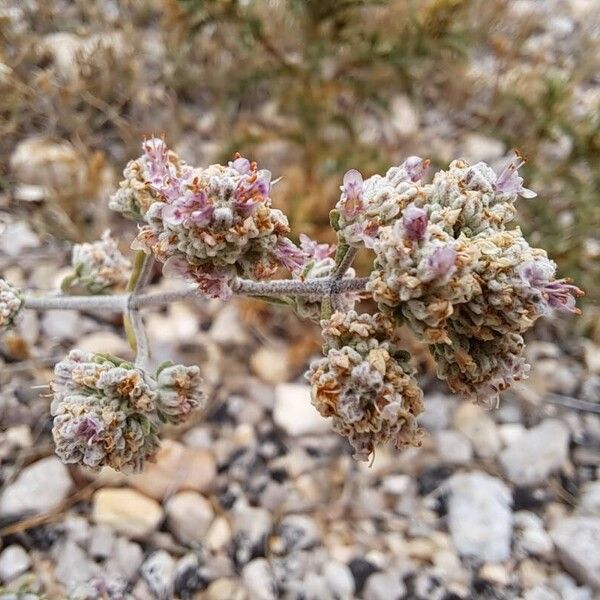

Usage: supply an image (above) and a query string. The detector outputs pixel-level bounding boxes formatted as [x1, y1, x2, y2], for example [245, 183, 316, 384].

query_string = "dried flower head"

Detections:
[51, 351, 205, 472]
[51, 350, 161, 473]
[306, 311, 424, 461]
[368, 215, 480, 344]
[124, 141, 302, 298]
[64, 230, 131, 294]
[155, 362, 206, 424]
[0, 278, 24, 333]
[431, 329, 530, 407]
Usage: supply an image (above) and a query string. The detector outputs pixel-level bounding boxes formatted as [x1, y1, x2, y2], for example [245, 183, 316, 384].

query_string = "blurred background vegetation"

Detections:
[1, 0, 598, 332]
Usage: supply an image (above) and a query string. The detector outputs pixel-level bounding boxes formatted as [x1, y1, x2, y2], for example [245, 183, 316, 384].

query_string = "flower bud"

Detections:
[0, 278, 24, 333]
[65, 230, 131, 294]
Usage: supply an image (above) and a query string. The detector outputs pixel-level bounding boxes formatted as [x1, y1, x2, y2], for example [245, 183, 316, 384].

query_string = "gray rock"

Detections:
[54, 539, 100, 587]
[549, 574, 593, 600]
[435, 430, 473, 464]
[381, 475, 413, 496]
[453, 403, 501, 458]
[419, 393, 456, 432]
[88, 525, 115, 559]
[524, 585, 561, 600]
[514, 512, 553, 557]
[551, 517, 600, 589]
[323, 561, 355, 600]
[141, 550, 176, 600]
[105, 537, 144, 582]
[273, 384, 330, 436]
[363, 571, 406, 600]
[0, 545, 31, 582]
[232, 504, 272, 566]
[301, 573, 332, 600]
[242, 558, 277, 600]
[278, 514, 321, 552]
[577, 481, 600, 516]
[0, 456, 72, 518]
[463, 133, 505, 163]
[390, 95, 419, 137]
[165, 491, 214, 546]
[447, 471, 513, 562]
[500, 419, 569, 486]
[41, 310, 81, 340]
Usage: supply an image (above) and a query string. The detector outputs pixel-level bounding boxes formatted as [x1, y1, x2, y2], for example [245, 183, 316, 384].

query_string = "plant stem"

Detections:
[329, 243, 358, 312]
[124, 252, 152, 353]
[23, 277, 370, 312]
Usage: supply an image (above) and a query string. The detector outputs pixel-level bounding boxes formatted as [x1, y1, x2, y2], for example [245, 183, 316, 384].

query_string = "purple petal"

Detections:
[402, 156, 430, 182]
[426, 245, 457, 280]
[276, 238, 306, 271]
[229, 155, 252, 174]
[339, 169, 364, 218]
[162, 255, 192, 280]
[402, 204, 428, 241]
[494, 154, 537, 199]
[299, 233, 334, 261]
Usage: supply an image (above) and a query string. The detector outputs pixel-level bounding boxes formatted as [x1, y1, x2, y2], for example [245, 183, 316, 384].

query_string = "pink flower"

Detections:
[402, 156, 430, 182]
[229, 153, 252, 175]
[162, 255, 193, 279]
[424, 245, 457, 281]
[193, 266, 233, 300]
[143, 137, 188, 203]
[402, 204, 428, 241]
[75, 416, 103, 444]
[339, 169, 364, 218]
[519, 260, 583, 314]
[163, 256, 232, 299]
[275, 238, 305, 271]
[494, 153, 537, 199]
[299, 233, 335, 261]
[234, 169, 271, 210]
[162, 190, 213, 226]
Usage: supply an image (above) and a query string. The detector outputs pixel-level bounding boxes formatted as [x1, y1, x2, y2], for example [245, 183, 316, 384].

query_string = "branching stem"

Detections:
[23, 276, 370, 313]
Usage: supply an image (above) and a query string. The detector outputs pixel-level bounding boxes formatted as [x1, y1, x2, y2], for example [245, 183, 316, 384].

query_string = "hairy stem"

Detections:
[330, 244, 358, 312]
[23, 276, 370, 312]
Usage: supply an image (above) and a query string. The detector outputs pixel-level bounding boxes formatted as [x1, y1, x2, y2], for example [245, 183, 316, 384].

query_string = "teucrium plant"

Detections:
[1, 138, 583, 467]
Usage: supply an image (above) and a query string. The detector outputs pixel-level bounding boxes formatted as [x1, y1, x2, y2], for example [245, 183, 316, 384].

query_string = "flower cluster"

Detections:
[336, 154, 583, 403]
[292, 234, 357, 321]
[0, 277, 23, 333]
[51, 350, 205, 472]
[154, 362, 206, 425]
[336, 156, 431, 247]
[109, 138, 188, 219]
[113, 138, 303, 299]
[63, 230, 131, 294]
[306, 311, 424, 461]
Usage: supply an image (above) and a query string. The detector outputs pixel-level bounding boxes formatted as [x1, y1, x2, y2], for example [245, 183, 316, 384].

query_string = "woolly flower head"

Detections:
[292, 234, 357, 321]
[431, 329, 530, 407]
[109, 137, 188, 219]
[368, 211, 481, 344]
[306, 311, 423, 461]
[64, 230, 131, 294]
[339, 154, 583, 404]
[335, 156, 430, 247]
[122, 140, 303, 298]
[0, 278, 24, 333]
[155, 362, 206, 425]
[51, 351, 205, 472]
